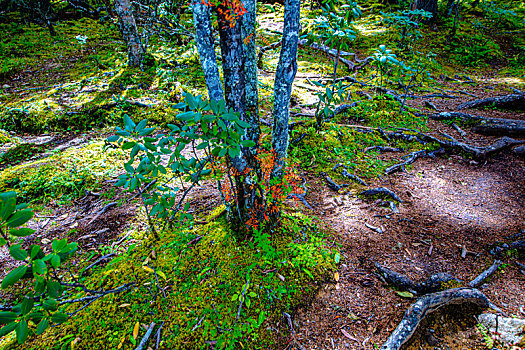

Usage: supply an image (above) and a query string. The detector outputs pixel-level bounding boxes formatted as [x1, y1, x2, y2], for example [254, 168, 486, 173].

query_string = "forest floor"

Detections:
[1, 6, 525, 350]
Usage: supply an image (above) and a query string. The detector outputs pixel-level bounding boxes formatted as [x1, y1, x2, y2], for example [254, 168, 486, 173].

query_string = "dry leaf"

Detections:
[117, 336, 126, 349]
[143, 266, 154, 273]
[151, 250, 156, 259]
[119, 303, 130, 308]
[334, 272, 340, 282]
[133, 322, 139, 339]
[277, 273, 285, 282]
[341, 329, 358, 341]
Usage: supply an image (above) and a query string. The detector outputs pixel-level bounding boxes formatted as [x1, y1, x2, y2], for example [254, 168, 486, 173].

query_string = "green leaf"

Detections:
[135, 119, 147, 132]
[36, 319, 49, 335]
[302, 268, 314, 279]
[240, 140, 256, 147]
[21, 297, 34, 315]
[33, 259, 47, 275]
[42, 299, 58, 311]
[196, 142, 209, 150]
[0, 312, 17, 324]
[9, 228, 35, 237]
[0, 322, 17, 337]
[0, 197, 16, 221]
[138, 127, 155, 136]
[334, 252, 340, 264]
[16, 319, 28, 344]
[50, 312, 68, 324]
[9, 244, 28, 261]
[51, 254, 61, 268]
[236, 120, 251, 128]
[106, 135, 119, 142]
[6, 209, 34, 228]
[1, 265, 27, 289]
[52, 239, 67, 252]
[396, 291, 414, 298]
[124, 163, 135, 174]
[123, 115, 136, 132]
[122, 141, 136, 150]
[47, 280, 61, 298]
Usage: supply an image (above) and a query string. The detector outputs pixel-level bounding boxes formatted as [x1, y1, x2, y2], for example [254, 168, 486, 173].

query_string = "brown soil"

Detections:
[283, 81, 525, 350]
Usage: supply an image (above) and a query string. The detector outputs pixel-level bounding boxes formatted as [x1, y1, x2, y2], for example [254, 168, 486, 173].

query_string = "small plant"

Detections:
[381, 9, 433, 50]
[372, 44, 400, 89]
[0, 191, 77, 344]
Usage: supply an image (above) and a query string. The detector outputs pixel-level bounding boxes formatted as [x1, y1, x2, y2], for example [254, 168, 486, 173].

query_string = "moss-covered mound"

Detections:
[2, 210, 336, 350]
[0, 140, 126, 203]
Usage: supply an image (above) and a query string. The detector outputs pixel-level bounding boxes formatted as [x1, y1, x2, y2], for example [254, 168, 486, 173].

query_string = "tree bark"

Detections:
[271, 0, 301, 180]
[192, 1, 224, 102]
[430, 112, 525, 137]
[114, 0, 145, 68]
[458, 93, 525, 110]
[241, 0, 260, 150]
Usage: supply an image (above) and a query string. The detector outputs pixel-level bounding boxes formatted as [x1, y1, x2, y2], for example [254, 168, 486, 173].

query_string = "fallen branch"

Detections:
[381, 288, 499, 350]
[360, 187, 403, 202]
[458, 93, 525, 110]
[81, 253, 115, 276]
[468, 260, 502, 288]
[298, 39, 374, 71]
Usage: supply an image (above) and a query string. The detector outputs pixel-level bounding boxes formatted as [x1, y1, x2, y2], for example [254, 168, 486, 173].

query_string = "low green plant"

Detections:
[0, 191, 77, 344]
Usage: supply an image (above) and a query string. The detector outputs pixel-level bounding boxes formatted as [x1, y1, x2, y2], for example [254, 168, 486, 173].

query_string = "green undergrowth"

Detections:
[5, 210, 336, 350]
[0, 143, 45, 168]
[0, 130, 16, 145]
[289, 98, 431, 181]
[0, 140, 126, 203]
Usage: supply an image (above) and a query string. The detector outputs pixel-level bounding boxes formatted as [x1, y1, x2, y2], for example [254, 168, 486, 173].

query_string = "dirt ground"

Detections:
[284, 81, 525, 350]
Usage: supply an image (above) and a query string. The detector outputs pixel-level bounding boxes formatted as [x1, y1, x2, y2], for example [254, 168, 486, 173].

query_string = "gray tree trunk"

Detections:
[241, 0, 260, 150]
[192, 1, 224, 102]
[114, 0, 145, 68]
[271, 0, 301, 180]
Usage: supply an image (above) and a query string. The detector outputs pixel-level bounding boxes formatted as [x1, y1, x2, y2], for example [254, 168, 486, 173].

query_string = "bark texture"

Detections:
[381, 288, 493, 350]
[430, 111, 525, 136]
[192, 1, 224, 102]
[114, 0, 145, 67]
[458, 93, 525, 110]
[271, 0, 301, 180]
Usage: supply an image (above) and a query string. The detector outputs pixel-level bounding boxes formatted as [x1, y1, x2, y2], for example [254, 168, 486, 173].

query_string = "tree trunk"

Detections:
[192, 1, 224, 102]
[241, 0, 260, 151]
[271, 0, 301, 181]
[114, 0, 146, 68]
[416, 0, 438, 18]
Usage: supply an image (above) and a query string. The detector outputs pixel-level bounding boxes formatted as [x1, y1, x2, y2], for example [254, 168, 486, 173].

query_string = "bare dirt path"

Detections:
[289, 79, 525, 350]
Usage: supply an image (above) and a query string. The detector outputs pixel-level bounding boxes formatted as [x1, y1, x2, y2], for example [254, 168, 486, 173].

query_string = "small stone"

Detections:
[478, 313, 525, 347]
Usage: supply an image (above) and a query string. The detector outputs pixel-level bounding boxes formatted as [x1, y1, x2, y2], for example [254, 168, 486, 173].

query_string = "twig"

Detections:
[81, 253, 115, 276]
[234, 279, 250, 327]
[468, 260, 502, 288]
[86, 202, 117, 226]
[155, 321, 164, 349]
[135, 322, 156, 350]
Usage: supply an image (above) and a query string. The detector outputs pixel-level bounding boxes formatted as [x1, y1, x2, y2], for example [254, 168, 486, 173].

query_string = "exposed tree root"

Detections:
[380, 288, 498, 350]
[458, 93, 525, 110]
[297, 39, 374, 71]
[375, 262, 458, 295]
[360, 187, 403, 202]
[385, 150, 428, 174]
[430, 112, 525, 136]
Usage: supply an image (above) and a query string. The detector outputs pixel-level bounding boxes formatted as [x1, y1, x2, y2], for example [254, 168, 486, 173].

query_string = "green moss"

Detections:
[0, 140, 126, 203]
[6, 210, 335, 350]
[0, 143, 45, 167]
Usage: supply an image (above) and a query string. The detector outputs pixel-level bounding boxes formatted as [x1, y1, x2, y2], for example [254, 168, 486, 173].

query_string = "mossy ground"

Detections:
[0, 0, 524, 349]
[0, 140, 127, 204]
[2, 210, 335, 350]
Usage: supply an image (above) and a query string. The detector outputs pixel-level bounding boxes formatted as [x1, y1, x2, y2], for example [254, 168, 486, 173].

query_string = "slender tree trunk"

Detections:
[241, 0, 260, 151]
[192, 1, 224, 102]
[114, 0, 146, 68]
[271, 0, 301, 180]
